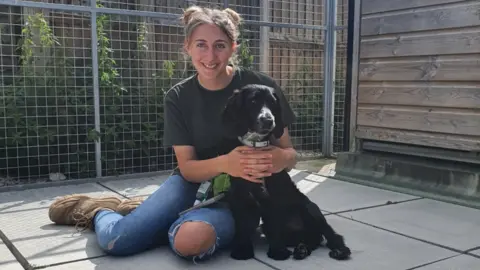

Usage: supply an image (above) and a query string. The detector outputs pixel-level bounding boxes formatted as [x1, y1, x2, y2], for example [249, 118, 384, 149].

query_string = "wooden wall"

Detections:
[355, 0, 480, 152]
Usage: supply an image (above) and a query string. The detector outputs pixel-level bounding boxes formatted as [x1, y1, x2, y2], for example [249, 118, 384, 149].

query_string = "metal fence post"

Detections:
[260, 0, 269, 73]
[322, 0, 337, 157]
[90, 0, 102, 178]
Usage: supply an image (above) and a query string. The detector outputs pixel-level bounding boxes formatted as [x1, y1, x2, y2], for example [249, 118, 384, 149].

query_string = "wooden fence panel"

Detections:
[356, 0, 480, 151]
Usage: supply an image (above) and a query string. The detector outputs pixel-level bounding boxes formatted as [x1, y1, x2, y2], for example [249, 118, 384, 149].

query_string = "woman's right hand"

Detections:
[222, 146, 273, 183]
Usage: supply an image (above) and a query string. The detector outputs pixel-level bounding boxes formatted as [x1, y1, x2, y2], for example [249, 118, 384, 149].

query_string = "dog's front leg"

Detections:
[227, 188, 260, 260]
[261, 207, 292, 261]
[230, 216, 256, 260]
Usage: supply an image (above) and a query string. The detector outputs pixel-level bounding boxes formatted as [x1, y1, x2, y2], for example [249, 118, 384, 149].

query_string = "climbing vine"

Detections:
[0, 5, 257, 181]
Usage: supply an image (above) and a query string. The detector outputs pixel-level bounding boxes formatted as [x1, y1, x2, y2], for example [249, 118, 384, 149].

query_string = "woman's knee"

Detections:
[173, 221, 216, 257]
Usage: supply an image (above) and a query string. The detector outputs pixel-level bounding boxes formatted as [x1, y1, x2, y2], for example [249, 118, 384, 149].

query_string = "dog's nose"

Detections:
[259, 116, 274, 129]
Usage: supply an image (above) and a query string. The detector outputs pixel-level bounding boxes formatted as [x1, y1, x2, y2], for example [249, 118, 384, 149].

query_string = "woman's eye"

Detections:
[216, 44, 225, 49]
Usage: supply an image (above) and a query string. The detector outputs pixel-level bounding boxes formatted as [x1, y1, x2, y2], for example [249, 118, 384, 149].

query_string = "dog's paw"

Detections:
[230, 246, 255, 260]
[293, 243, 311, 260]
[328, 246, 351, 260]
[267, 247, 292, 261]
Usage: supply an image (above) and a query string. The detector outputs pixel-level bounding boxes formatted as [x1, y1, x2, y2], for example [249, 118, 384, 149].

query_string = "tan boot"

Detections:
[116, 196, 146, 216]
[48, 194, 122, 231]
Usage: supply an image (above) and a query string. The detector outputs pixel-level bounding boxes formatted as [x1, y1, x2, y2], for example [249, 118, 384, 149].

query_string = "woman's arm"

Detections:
[271, 127, 297, 172]
[173, 145, 227, 183]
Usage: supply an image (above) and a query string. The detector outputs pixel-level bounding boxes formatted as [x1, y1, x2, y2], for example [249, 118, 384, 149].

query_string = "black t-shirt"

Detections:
[163, 67, 296, 171]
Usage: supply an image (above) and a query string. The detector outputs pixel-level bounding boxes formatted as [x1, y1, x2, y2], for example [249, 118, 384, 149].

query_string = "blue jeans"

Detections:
[92, 174, 235, 261]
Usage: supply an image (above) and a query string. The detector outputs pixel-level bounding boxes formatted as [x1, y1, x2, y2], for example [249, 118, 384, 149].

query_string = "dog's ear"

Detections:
[221, 89, 248, 138]
[271, 92, 285, 139]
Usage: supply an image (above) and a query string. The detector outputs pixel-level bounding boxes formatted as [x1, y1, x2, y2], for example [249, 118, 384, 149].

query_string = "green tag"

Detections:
[212, 173, 231, 197]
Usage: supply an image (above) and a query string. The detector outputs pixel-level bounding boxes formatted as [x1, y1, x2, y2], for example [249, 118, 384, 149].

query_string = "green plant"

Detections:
[236, 24, 254, 69]
[284, 64, 324, 152]
[0, 6, 259, 182]
[1, 12, 92, 180]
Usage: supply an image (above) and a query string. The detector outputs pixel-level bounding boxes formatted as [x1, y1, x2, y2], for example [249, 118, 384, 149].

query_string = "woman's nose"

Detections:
[204, 47, 216, 60]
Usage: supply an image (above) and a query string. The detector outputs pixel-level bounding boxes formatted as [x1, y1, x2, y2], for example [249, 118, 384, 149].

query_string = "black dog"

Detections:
[215, 84, 351, 261]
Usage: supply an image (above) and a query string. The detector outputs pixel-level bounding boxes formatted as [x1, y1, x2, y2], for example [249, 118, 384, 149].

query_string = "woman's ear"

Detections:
[183, 39, 191, 55]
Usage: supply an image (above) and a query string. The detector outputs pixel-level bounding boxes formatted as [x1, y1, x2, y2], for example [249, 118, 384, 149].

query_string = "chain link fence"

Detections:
[0, 0, 349, 185]
[334, 0, 349, 153]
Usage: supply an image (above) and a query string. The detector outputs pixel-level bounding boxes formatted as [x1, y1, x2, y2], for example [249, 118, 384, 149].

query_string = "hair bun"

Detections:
[223, 8, 242, 26]
[181, 6, 203, 25]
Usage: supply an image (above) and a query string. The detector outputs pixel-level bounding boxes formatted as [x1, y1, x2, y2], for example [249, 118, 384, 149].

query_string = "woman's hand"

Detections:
[221, 146, 273, 183]
[245, 145, 292, 174]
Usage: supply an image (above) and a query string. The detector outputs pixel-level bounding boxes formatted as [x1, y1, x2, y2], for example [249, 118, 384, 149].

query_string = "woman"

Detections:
[48, 5, 298, 262]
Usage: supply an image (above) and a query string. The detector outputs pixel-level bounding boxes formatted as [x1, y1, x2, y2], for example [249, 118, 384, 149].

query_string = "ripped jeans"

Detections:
[92, 173, 235, 261]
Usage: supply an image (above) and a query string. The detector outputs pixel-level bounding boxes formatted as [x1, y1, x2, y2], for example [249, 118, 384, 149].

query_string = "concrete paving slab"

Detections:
[0, 240, 24, 270]
[0, 183, 121, 213]
[101, 170, 308, 198]
[253, 215, 456, 270]
[45, 246, 274, 270]
[341, 199, 480, 251]
[100, 175, 169, 198]
[0, 183, 124, 268]
[298, 174, 420, 213]
[413, 254, 480, 270]
[101, 170, 419, 218]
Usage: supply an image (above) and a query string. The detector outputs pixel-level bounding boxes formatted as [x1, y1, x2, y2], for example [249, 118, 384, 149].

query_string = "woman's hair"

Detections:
[181, 5, 243, 66]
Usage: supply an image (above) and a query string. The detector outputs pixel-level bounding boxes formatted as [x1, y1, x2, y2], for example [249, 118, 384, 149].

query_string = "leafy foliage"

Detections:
[0, 9, 257, 181]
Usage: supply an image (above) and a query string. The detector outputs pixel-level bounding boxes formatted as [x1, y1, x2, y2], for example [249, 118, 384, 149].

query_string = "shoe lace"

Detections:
[72, 209, 91, 232]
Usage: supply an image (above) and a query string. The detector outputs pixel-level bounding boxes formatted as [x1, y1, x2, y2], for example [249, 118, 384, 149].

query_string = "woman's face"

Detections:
[185, 23, 236, 84]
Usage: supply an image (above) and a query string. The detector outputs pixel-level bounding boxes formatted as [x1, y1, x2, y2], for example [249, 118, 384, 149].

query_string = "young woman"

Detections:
[48, 5, 297, 262]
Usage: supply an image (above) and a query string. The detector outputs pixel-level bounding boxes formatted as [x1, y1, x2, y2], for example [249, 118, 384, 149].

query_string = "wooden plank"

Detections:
[359, 55, 480, 81]
[273, 0, 282, 34]
[280, 47, 288, 86]
[356, 126, 480, 151]
[358, 82, 480, 109]
[357, 105, 480, 136]
[361, 2, 480, 36]
[268, 32, 322, 45]
[291, 0, 297, 36]
[282, 0, 288, 36]
[306, 0, 313, 39]
[361, 0, 465, 15]
[339, 0, 348, 28]
[271, 45, 281, 83]
[360, 28, 480, 58]
[297, 0, 304, 37]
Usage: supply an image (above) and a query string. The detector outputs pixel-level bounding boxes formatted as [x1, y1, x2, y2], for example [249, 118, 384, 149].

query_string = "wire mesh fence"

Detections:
[334, 0, 348, 153]
[0, 0, 349, 185]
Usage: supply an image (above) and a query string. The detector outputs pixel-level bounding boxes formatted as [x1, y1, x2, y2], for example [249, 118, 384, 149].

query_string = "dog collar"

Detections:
[238, 137, 270, 148]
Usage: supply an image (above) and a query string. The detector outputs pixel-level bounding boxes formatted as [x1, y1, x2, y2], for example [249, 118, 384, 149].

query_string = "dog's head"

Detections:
[221, 84, 284, 141]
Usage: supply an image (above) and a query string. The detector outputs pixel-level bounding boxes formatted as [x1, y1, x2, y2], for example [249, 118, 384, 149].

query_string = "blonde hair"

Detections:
[181, 5, 243, 66]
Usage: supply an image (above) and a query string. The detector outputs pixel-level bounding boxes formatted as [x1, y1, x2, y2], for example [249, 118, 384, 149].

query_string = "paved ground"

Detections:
[1, 168, 480, 270]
